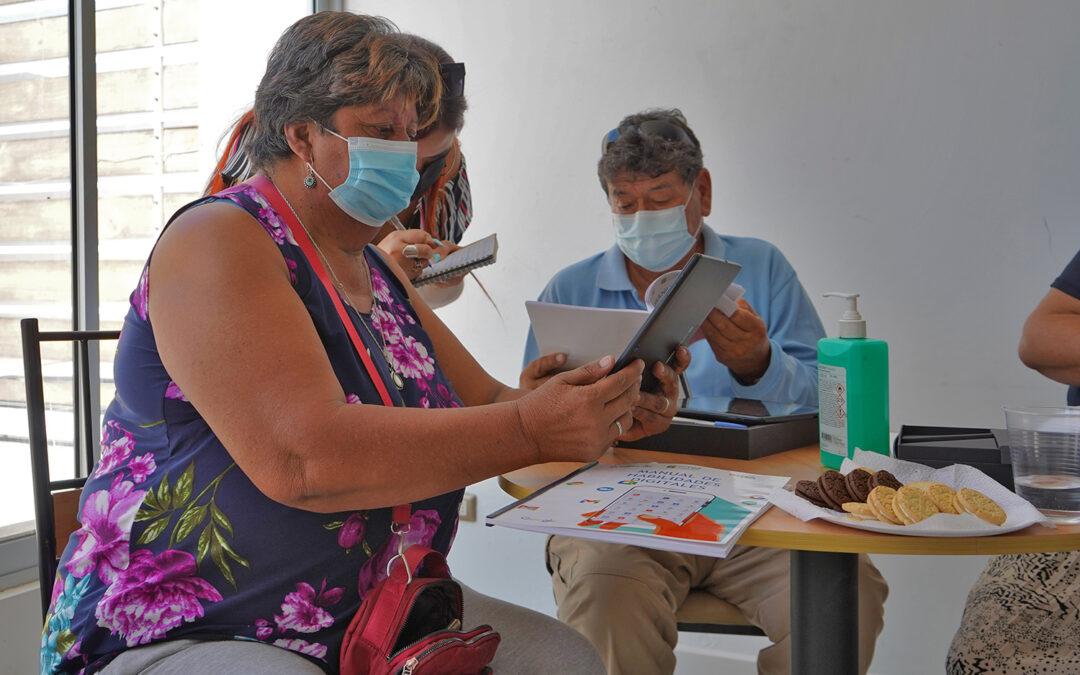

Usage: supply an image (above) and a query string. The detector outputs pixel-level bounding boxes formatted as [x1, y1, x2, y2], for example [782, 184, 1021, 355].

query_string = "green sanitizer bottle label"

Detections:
[818, 363, 848, 459]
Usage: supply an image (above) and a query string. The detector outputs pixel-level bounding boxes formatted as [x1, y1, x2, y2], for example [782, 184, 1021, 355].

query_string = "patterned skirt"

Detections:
[946, 551, 1080, 673]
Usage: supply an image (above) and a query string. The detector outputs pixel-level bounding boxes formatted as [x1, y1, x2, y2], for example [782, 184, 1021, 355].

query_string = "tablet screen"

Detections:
[677, 395, 818, 424]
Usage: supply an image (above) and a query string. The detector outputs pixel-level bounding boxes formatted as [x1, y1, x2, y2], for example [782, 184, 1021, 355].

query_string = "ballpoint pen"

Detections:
[671, 416, 749, 429]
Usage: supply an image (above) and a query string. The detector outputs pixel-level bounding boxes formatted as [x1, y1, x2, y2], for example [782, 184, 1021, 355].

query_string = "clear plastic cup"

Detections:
[1003, 406, 1080, 523]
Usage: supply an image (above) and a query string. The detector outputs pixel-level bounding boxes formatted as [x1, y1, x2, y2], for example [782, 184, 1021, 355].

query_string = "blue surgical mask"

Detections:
[309, 130, 419, 228]
[611, 183, 700, 272]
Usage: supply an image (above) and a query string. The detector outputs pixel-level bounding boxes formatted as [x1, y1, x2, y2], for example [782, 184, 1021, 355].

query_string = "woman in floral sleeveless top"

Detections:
[41, 11, 685, 675]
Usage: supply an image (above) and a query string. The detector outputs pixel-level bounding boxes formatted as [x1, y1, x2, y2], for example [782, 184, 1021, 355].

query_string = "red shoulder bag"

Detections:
[339, 506, 500, 675]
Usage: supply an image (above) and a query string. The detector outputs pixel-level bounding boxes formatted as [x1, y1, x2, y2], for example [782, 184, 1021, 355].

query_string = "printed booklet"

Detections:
[486, 462, 790, 558]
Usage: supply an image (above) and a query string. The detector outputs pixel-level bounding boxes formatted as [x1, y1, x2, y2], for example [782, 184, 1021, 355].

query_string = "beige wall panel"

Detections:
[0, 5, 161, 67]
[0, 137, 68, 183]
[97, 5, 159, 53]
[0, 77, 67, 124]
[163, 192, 199, 217]
[0, 130, 177, 184]
[1, 260, 69, 303]
[163, 0, 198, 45]
[0, 196, 164, 242]
[0, 66, 159, 123]
[163, 127, 199, 173]
[100, 261, 146, 304]
[0, 16, 66, 65]
[0, 259, 142, 303]
[98, 69, 157, 115]
[162, 64, 197, 110]
[100, 195, 159, 239]
[98, 130, 157, 177]
[0, 199, 69, 242]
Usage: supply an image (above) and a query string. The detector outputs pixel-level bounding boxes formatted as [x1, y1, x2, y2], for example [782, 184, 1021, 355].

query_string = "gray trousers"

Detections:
[102, 581, 604, 674]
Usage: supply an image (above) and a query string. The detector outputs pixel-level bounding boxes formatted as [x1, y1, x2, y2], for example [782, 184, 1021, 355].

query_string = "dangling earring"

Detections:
[304, 163, 317, 189]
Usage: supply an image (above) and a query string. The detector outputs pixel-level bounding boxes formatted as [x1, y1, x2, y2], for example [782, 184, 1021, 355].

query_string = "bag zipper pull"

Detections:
[402, 657, 419, 675]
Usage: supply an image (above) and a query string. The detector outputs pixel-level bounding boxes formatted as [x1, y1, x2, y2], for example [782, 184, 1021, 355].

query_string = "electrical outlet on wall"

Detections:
[458, 492, 478, 522]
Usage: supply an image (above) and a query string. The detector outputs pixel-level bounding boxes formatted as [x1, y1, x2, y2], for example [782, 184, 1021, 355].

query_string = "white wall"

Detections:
[352, 2, 1080, 673]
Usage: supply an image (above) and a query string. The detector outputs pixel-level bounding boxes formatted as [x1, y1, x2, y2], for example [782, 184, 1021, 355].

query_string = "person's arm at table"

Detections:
[150, 203, 643, 514]
[1018, 287, 1080, 385]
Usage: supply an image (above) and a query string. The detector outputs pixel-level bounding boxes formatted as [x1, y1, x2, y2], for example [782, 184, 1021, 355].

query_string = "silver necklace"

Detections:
[275, 181, 406, 391]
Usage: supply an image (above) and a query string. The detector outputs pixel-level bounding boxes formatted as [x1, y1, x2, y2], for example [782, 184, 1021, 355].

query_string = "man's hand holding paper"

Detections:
[701, 297, 773, 384]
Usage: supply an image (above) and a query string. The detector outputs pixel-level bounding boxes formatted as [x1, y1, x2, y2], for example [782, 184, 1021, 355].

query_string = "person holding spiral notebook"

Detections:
[205, 34, 475, 309]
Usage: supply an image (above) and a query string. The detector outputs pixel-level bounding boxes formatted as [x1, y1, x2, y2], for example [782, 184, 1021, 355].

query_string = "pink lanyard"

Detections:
[249, 175, 395, 408]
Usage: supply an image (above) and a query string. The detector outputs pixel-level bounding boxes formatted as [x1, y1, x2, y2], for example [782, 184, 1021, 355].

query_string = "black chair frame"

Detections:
[21, 317, 120, 619]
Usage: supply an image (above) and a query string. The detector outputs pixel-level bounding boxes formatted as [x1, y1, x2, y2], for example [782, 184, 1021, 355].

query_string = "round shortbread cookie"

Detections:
[952, 492, 965, 515]
[842, 502, 875, 517]
[905, 481, 935, 491]
[891, 498, 915, 525]
[845, 513, 877, 522]
[895, 485, 940, 524]
[904, 481, 958, 513]
[956, 487, 1007, 526]
[922, 482, 959, 514]
[867, 486, 903, 525]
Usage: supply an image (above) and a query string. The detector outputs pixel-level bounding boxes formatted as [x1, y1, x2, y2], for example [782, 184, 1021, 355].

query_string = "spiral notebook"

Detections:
[414, 233, 498, 286]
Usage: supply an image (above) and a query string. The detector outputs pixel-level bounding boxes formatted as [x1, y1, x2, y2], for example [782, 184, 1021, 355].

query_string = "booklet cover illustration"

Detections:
[488, 462, 789, 557]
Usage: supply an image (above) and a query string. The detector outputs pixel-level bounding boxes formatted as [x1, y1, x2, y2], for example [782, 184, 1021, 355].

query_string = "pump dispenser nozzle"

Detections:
[823, 292, 866, 338]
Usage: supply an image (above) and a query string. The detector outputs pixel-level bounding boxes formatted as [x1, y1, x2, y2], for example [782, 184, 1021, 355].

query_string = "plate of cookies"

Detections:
[770, 449, 1052, 536]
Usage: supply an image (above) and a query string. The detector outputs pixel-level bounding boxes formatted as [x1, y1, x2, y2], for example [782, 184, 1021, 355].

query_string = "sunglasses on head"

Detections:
[439, 62, 465, 98]
[601, 119, 696, 155]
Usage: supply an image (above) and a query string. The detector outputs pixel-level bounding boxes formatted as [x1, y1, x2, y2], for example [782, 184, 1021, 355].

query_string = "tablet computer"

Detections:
[612, 253, 742, 391]
[677, 395, 819, 425]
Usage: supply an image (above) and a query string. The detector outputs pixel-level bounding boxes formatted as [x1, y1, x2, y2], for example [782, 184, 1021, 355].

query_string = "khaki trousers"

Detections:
[547, 536, 888, 675]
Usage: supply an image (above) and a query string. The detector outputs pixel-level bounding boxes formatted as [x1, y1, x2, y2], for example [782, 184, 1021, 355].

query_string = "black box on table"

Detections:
[619, 416, 819, 460]
[892, 424, 1014, 490]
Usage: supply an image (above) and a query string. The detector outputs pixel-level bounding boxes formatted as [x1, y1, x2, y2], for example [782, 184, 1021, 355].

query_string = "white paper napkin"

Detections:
[769, 449, 1053, 534]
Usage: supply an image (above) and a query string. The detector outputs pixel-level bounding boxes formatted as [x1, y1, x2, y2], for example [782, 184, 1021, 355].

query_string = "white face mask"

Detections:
[611, 182, 700, 272]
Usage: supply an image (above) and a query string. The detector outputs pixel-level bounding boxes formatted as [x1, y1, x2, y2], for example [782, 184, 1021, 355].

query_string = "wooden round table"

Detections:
[499, 444, 1080, 674]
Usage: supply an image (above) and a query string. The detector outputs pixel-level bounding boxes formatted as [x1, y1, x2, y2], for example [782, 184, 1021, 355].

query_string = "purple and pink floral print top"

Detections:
[41, 184, 465, 673]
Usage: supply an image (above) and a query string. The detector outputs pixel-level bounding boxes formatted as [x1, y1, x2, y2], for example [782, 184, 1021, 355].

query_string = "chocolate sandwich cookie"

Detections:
[817, 470, 853, 511]
[844, 468, 873, 502]
[870, 469, 903, 491]
[794, 480, 828, 508]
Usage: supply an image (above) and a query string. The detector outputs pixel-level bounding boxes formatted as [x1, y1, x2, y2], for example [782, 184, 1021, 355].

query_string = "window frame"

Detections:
[0, 0, 325, 591]
[0, 0, 98, 590]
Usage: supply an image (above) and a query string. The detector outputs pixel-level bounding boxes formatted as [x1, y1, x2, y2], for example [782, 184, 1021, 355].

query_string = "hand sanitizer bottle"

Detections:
[817, 293, 890, 469]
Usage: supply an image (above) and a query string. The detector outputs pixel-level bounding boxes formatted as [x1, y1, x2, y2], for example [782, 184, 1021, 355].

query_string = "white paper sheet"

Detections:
[526, 301, 649, 369]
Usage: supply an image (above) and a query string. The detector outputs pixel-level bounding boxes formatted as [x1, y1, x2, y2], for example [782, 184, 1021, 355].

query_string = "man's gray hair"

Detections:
[597, 108, 703, 194]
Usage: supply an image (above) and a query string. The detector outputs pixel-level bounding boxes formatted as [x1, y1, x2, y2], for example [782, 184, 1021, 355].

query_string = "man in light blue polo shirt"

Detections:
[522, 109, 887, 675]
[523, 117, 823, 405]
